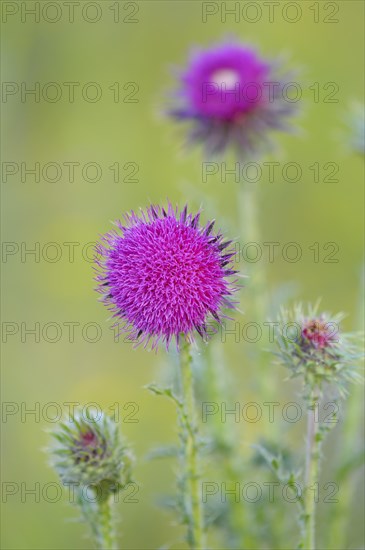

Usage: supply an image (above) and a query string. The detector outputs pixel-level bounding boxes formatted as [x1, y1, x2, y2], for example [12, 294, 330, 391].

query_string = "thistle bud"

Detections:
[49, 410, 133, 494]
[274, 303, 363, 393]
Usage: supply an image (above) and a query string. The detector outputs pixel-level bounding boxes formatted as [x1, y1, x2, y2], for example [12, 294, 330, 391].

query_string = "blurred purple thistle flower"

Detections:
[95, 203, 239, 350]
[169, 40, 298, 158]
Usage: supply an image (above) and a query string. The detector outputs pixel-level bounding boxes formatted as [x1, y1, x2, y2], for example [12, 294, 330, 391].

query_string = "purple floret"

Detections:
[181, 44, 270, 120]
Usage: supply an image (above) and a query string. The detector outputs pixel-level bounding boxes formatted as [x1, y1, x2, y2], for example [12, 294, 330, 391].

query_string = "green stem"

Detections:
[303, 388, 321, 550]
[238, 184, 274, 421]
[96, 494, 116, 550]
[179, 338, 205, 550]
[238, 184, 267, 323]
[78, 488, 116, 550]
[205, 341, 248, 549]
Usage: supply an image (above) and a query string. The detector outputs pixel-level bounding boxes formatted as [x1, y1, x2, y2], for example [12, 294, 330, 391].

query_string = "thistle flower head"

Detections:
[95, 203, 239, 350]
[169, 39, 297, 158]
[274, 303, 363, 394]
[49, 410, 133, 492]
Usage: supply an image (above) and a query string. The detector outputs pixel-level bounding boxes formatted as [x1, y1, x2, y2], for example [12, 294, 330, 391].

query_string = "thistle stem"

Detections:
[304, 388, 321, 550]
[205, 341, 248, 549]
[238, 185, 271, 400]
[78, 488, 116, 550]
[179, 338, 205, 550]
[96, 495, 116, 550]
[238, 184, 267, 322]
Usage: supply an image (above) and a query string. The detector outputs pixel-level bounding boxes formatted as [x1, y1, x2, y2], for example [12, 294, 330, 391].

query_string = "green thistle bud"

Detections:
[50, 409, 133, 493]
[48, 410, 134, 549]
[271, 304, 363, 550]
[273, 303, 363, 394]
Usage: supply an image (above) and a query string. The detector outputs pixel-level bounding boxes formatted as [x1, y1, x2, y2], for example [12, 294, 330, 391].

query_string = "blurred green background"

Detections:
[1, 1, 364, 548]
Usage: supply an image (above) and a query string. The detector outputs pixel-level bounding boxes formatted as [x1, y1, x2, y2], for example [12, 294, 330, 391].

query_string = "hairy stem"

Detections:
[96, 494, 116, 550]
[303, 388, 321, 550]
[79, 488, 116, 550]
[179, 338, 205, 550]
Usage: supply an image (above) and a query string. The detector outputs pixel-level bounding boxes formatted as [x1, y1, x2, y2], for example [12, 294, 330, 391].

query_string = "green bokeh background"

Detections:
[1, 1, 364, 548]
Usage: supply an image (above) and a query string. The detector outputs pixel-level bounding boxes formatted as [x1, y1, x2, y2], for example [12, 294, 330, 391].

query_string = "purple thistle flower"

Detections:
[95, 203, 239, 350]
[169, 40, 297, 158]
